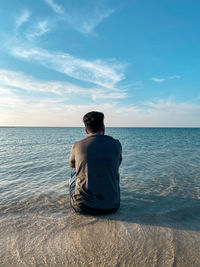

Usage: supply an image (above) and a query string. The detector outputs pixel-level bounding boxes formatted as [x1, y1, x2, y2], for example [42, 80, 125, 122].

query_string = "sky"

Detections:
[0, 0, 200, 127]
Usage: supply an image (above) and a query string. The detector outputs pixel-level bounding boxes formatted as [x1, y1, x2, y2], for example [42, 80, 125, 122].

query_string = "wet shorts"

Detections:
[69, 170, 119, 215]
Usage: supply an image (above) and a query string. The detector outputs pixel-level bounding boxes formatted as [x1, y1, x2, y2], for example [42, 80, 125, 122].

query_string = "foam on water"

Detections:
[0, 127, 200, 266]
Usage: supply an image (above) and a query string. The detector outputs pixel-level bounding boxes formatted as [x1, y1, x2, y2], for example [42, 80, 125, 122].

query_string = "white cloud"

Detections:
[76, 8, 114, 34]
[0, 69, 126, 102]
[151, 78, 165, 83]
[141, 99, 200, 127]
[151, 75, 182, 83]
[0, 86, 25, 110]
[43, 0, 65, 15]
[0, 89, 114, 126]
[26, 20, 50, 40]
[106, 99, 200, 127]
[13, 10, 51, 41]
[43, 0, 114, 34]
[91, 90, 126, 100]
[0, 69, 63, 94]
[1, 89, 200, 127]
[15, 10, 30, 29]
[8, 47, 124, 89]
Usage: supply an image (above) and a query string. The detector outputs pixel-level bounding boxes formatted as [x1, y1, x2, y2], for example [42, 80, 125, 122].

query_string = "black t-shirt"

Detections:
[69, 135, 122, 210]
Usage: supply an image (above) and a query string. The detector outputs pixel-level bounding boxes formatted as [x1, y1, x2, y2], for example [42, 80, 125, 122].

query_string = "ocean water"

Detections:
[0, 127, 200, 267]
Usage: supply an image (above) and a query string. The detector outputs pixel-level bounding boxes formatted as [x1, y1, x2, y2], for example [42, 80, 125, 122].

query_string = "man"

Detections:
[68, 111, 122, 215]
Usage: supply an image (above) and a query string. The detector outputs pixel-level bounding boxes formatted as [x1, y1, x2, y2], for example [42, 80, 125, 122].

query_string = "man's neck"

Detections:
[85, 125, 105, 136]
[89, 131, 104, 136]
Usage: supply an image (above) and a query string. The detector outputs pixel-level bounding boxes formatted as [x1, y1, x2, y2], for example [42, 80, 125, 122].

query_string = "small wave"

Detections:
[0, 191, 71, 217]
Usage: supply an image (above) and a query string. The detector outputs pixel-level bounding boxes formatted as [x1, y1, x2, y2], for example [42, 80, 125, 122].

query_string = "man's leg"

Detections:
[69, 170, 119, 215]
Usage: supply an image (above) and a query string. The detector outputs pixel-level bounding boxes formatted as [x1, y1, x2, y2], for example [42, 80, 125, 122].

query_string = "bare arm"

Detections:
[69, 144, 75, 169]
[68, 145, 75, 187]
[119, 142, 122, 166]
[119, 155, 122, 166]
[69, 159, 75, 169]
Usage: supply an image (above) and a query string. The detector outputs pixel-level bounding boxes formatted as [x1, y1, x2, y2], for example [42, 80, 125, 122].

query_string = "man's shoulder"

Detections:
[97, 135, 122, 149]
[104, 135, 121, 144]
[74, 135, 121, 147]
[75, 136, 91, 144]
[72, 136, 91, 148]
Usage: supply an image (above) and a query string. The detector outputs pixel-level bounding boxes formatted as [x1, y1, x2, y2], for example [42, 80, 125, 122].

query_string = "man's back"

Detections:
[69, 134, 122, 212]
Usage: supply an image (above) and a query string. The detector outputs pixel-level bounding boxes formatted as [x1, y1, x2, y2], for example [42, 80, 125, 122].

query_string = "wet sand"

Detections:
[1, 193, 200, 267]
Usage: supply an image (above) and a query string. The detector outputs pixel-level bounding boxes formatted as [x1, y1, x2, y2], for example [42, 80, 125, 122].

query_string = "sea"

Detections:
[0, 127, 200, 267]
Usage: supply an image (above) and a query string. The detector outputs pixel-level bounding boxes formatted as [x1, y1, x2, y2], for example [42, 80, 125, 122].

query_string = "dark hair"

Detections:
[83, 111, 104, 133]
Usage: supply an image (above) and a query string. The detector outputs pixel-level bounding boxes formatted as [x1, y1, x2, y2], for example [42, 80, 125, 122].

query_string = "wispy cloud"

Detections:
[15, 9, 30, 30]
[151, 77, 165, 83]
[26, 20, 50, 40]
[77, 7, 114, 34]
[0, 86, 26, 110]
[0, 71, 199, 127]
[43, 0, 65, 15]
[1, 93, 200, 127]
[0, 69, 63, 94]
[91, 92, 126, 100]
[0, 69, 126, 101]
[168, 75, 181, 79]
[142, 99, 200, 126]
[13, 9, 52, 42]
[0, 68, 127, 126]
[151, 75, 182, 83]
[8, 46, 124, 89]
[43, 0, 115, 34]
[104, 99, 200, 127]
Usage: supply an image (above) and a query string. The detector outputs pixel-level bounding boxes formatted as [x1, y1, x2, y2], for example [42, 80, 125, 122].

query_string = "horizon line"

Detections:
[0, 126, 200, 128]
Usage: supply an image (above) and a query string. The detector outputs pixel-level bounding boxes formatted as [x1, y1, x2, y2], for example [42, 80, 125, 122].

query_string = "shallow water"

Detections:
[0, 127, 200, 266]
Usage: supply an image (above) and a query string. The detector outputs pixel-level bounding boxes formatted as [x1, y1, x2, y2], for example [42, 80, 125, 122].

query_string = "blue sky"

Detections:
[0, 0, 200, 126]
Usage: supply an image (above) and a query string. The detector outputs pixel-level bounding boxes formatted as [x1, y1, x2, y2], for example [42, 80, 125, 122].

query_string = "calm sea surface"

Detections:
[0, 127, 200, 267]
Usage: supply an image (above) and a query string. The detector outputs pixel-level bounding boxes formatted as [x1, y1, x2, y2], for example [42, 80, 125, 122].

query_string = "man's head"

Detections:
[83, 111, 105, 135]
